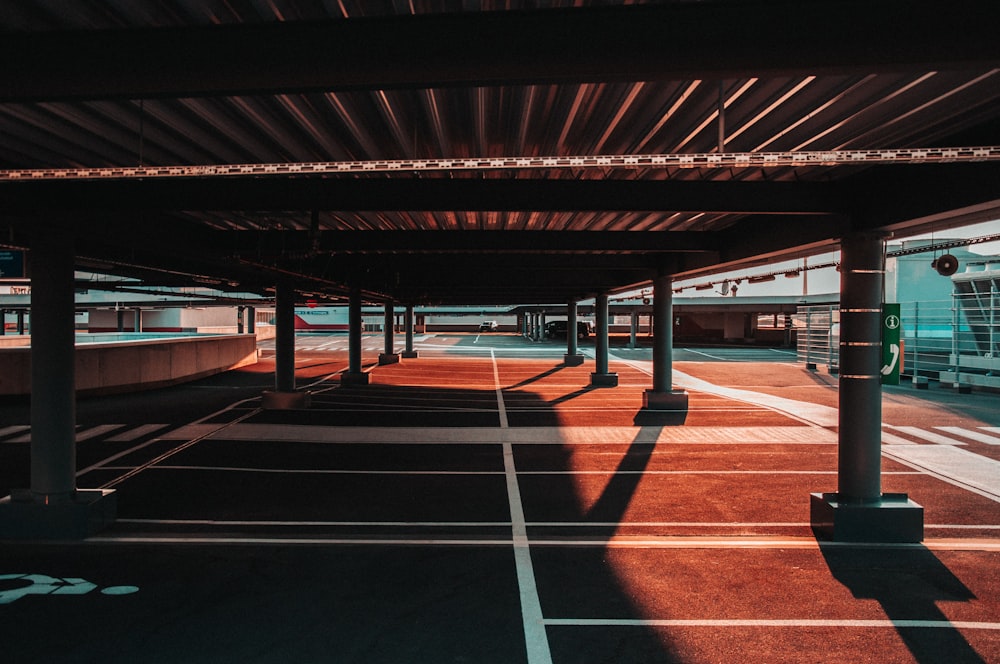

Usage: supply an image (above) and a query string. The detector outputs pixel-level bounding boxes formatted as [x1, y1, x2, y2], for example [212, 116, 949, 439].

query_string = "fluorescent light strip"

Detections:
[2, 147, 998, 181]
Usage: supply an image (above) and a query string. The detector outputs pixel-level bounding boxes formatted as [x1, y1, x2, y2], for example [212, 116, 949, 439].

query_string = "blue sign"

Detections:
[0, 251, 25, 278]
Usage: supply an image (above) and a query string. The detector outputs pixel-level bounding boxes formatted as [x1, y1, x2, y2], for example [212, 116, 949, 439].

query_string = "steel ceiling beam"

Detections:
[216, 230, 720, 256]
[2, 1, 999, 103]
[0, 177, 843, 214]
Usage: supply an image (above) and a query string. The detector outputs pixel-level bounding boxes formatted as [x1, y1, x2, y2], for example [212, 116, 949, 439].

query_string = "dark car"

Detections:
[544, 320, 591, 339]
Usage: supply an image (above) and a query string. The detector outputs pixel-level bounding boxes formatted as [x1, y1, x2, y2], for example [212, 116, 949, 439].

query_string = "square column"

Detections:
[262, 281, 310, 409]
[341, 286, 369, 385]
[402, 304, 418, 358]
[591, 293, 618, 386]
[564, 300, 584, 366]
[0, 234, 116, 538]
[810, 232, 922, 542]
[642, 274, 688, 416]
[379, 301, 399, 365]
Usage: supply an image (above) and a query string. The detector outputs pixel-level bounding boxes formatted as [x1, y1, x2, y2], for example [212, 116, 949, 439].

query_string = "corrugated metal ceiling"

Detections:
[0, 0, 998, 302]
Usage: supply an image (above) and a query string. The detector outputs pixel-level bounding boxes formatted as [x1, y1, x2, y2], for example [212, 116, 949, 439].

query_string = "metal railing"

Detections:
[796, 285, 1000, 388]
[795, 305, 839, 372]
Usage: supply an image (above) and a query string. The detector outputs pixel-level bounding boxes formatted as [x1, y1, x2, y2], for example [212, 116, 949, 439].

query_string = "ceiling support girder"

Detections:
[0, 178, 843, 215]
[2, 1, 999, 102]
[229, 230, 721, 256]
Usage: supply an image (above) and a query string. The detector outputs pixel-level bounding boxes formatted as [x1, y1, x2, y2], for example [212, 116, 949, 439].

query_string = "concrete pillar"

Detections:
[262, 286, 309, 409]
[643, 274, 688, 413]
[539, 311, 547, 340]
[379, 302, 399, 365]
[342, 286, 369, 385]
[273, 282, 296, 393]
[30, 235, 77, 502]
[0, 308, 5, 336]
[402, 304, 418, 358]
[652, 277, 672, 393]
[629, 310, 638, 349]
[247, 306, 256, 335]
[0, 234, 116, 538]
[591, 293, 618, 386]
[565, 300, 584, 365]
[133, 308, 142, 333]
[810, 232, 922, 542]
[237, 306, 245, 334]
[16, 309, 26, 334]
[116, 308, 124, 333]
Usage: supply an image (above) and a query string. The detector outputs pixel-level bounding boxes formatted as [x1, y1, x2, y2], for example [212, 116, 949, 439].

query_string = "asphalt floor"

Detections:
[1, 332, 998, 663]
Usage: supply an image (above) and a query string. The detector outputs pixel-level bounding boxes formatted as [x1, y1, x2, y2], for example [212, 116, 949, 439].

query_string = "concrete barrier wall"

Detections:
[0, 334, 259, 396]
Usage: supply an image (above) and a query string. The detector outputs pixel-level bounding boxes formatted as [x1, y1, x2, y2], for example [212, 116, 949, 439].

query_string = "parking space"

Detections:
[2, 333, 999, 663]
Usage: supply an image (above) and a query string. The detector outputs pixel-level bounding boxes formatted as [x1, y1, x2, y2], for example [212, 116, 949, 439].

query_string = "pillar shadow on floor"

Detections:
[821, 545, 986, 664]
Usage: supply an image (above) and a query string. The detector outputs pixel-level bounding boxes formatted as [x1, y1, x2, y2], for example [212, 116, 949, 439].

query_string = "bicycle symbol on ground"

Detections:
[0, 573, 138, 604]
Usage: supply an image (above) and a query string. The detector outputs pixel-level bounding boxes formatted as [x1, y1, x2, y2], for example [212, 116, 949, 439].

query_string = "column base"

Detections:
[590, 372, 618, 387]
[401, 350, 418, 359]
[340, 371, 370, 386]
[0, 489, 117, 540]
[563, 354, 585, 366]
[634, 390, 689, 425]
[378, 353, 400, 365]
[810, 492, 923, 543]
[261, 390, 312, 409]
[642, 389, 689, 411]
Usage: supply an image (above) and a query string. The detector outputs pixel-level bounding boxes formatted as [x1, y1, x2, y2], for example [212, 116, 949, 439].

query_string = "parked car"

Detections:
[544, 320, 591, 339]
[479, 320, 498, 332]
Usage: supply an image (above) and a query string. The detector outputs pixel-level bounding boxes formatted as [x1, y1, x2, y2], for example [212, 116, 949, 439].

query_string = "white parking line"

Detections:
[494, 347, 552, 664]
[75, 424, 126, 442]
[884, 425, 967, 445]
[0, 425, 29, 441]
[106, 424, 171, 442]
[935, 426, 1000, 446]
[882, 445, 1000, 502]
[543, 618, 1000, 630]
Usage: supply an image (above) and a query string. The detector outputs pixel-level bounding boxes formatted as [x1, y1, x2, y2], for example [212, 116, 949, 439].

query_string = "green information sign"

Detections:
[881, 303, 901, 385]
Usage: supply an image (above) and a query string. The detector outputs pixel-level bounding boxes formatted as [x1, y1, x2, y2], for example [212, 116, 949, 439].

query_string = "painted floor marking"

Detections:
[147, 465, 503, 476]
[882, 445, 1000, 502]
[112, 518, 997, 531]
[105, 424, 171, 442]
[84, 535, 1000, 552]
[75, 424, 126, 442]
[0, 424, 29, 441]
[193, 423, 837, 445]
[117, 518, 512, 527]
[542, 618, 1000, 630]
[884, 425, 967, 445]
[935, 426, 1000, 446]
[110, 465, 920, 477]
[680, 348, 733, 361]
[494, 347, 552, 664]
[880, 430, 918, 445]
[99, 396, 265, 489]
[610, 353, 839, 429]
